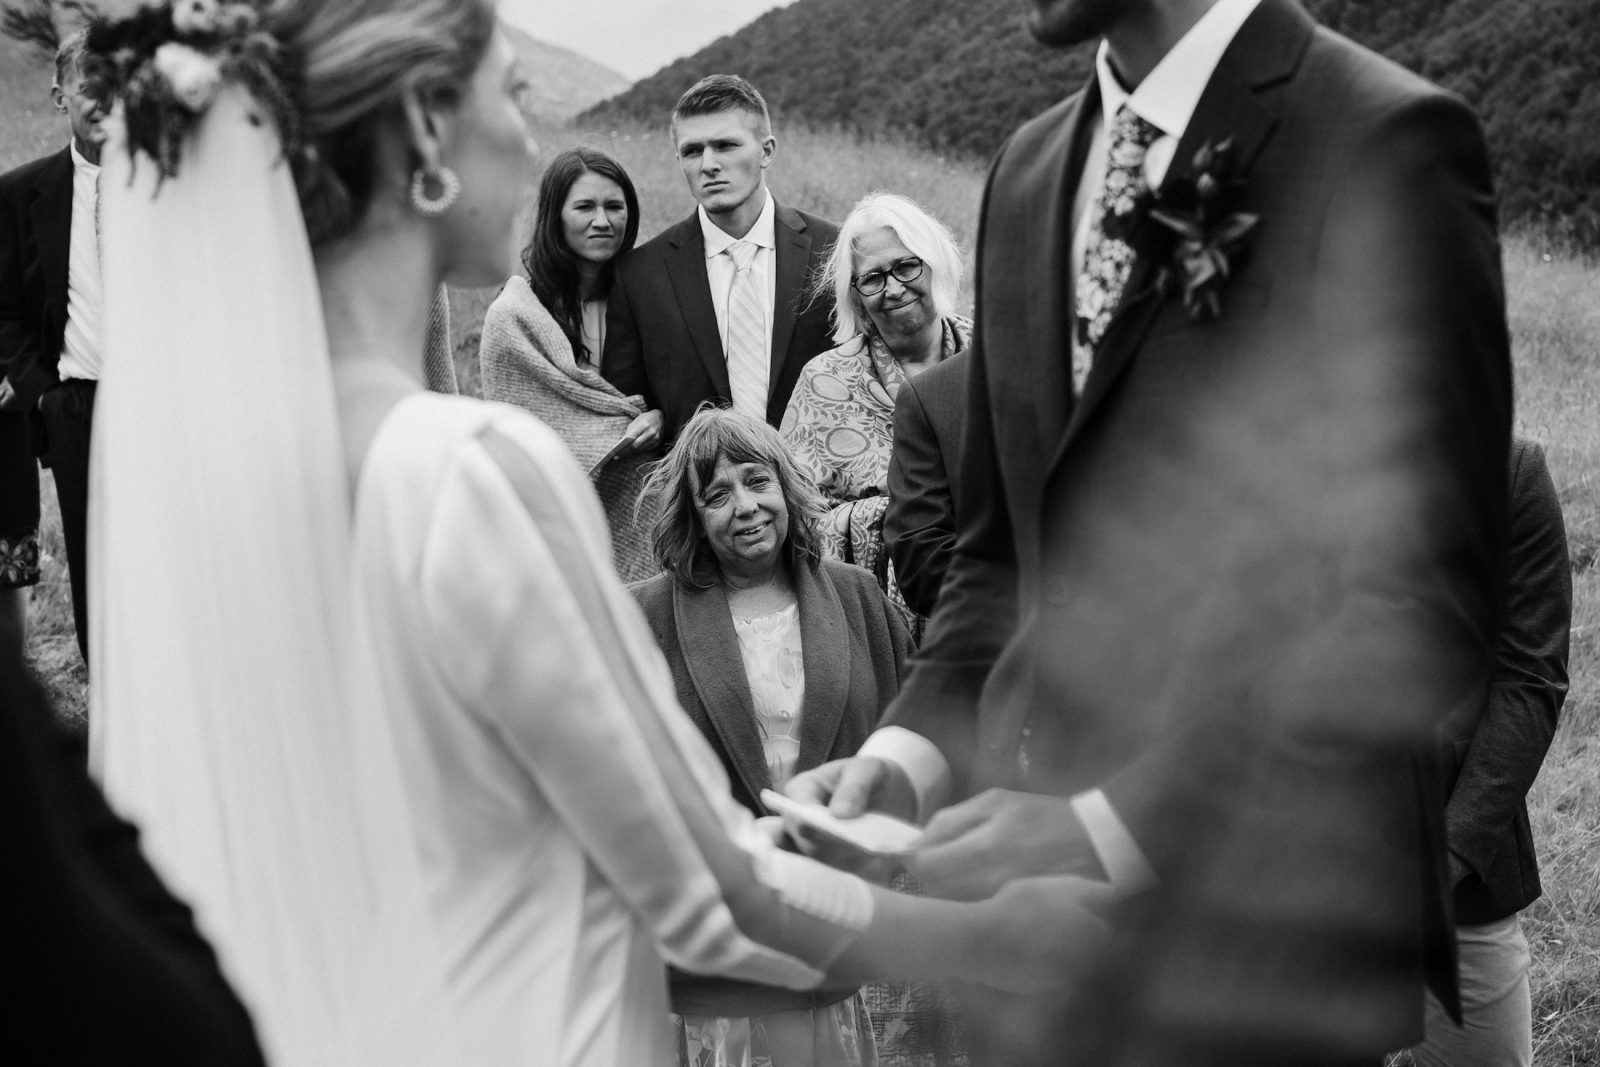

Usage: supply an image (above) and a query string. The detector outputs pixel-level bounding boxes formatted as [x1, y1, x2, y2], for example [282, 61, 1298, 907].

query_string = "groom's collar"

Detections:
[1095, 0, 1263, 182]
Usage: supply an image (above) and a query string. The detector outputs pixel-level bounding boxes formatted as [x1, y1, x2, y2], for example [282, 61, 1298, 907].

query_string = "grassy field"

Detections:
[6, 39, 1596, 1060]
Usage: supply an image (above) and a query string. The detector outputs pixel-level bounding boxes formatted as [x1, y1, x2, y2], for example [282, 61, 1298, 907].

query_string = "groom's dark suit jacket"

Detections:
[0, 146, 73, 427]
[885, 1, 1511, 1062]
[601, 201, 838, 436]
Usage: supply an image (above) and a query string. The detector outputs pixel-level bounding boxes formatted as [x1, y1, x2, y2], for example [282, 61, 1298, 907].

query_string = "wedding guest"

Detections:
[791, 0, 1512, 1063]
[88, 0, 1110, 1061]
[884, 350, 968, 618]
[0, 623, 265, 1066]
[0, 29, 106, 665]
[480, 147, 662, 581]
[633, 407, 910, 1066]
[0, 374, 38, 649]
[602, 75, 839, 437]
[1413, 436, 1571, 1067]
[781, 193, 969, 633]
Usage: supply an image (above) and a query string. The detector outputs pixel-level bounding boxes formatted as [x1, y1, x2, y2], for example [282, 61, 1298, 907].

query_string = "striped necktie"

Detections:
[724, 239, 768, 421]
[1073, 106, 1162, 395]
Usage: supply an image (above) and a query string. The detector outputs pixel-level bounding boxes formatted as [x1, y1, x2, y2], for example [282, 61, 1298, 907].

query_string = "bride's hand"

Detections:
[968, 875, 1116, 994]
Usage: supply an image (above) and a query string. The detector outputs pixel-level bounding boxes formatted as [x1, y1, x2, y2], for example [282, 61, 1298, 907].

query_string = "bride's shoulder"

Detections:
[364, 391, 584, 499]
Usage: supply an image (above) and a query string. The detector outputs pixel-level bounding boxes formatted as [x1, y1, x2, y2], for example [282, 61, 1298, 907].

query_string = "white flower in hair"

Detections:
[154, 42, 223, 113]
[172, 0, 222, 34]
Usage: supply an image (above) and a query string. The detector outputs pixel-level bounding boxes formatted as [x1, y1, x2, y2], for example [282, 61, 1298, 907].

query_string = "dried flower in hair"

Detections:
[154, 41, 221, 112]
[170, 0, 220, 35]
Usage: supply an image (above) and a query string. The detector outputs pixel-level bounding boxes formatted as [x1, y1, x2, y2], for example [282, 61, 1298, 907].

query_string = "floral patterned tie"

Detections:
[1073, 106, 1162, 394]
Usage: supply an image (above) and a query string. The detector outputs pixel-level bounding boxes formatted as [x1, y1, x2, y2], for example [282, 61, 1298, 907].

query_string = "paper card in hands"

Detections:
[760, 789, 923, 857]
[589, 434, 636, 476]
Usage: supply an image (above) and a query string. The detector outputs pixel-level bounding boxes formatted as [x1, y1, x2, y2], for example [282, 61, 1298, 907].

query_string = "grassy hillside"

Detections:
[585, 0, 1600, 251]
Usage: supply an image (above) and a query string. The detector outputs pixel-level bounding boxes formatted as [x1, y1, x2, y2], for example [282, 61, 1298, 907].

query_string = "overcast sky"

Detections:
[500, 1, 796, 81]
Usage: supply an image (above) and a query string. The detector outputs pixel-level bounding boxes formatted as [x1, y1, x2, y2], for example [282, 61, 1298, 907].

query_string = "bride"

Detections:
[89, 1, 1108, 1063]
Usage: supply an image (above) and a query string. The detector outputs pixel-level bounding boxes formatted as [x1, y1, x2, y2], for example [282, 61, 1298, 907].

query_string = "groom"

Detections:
[790, 0, 1511, 1063]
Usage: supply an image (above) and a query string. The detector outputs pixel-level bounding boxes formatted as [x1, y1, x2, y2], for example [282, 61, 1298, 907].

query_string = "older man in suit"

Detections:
[601, 75, 838, 438]
[0, 30, 107, 665]
[884, 350, 968, 618]
[789, 0, 1512, 1063]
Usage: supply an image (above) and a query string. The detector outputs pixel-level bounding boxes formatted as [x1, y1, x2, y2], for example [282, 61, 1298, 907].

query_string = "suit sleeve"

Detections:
[878, 149, 1022, 793]
[1100, 91, 1512, 869]
[600, 260, 653, 409]
[885, 376, 958, 618]
[1446, 440, 1569, 881]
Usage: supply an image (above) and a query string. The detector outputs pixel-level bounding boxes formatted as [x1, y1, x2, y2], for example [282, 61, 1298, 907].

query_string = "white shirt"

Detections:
[861, 0, 1264, 896]
[699, 190, 778, 377]
[59, 140, 105, 382]
[1069, 0, 1265, 283]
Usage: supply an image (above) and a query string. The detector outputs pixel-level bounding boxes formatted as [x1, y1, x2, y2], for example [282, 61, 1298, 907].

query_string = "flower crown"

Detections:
[85, 0, 298, 181]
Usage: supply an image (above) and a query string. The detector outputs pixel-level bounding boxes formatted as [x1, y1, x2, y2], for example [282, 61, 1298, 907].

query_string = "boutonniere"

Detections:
[1145, 138, 1259, 322]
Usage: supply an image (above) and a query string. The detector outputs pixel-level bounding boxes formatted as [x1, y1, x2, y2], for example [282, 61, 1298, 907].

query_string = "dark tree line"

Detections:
[583, 0, 1600, 251]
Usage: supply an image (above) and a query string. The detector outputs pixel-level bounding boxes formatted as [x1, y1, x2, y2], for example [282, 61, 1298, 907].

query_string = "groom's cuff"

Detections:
[1069, 789, 1158, 894]
[857, 726, 951, 823]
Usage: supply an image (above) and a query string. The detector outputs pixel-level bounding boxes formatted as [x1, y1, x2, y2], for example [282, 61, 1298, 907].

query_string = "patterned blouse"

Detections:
[780, 316, 972, 631]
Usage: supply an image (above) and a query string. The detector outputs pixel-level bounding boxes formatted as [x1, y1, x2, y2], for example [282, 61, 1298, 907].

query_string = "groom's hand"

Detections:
[782, 756, 919, 822]
[906, 789, 1104, 901]
[973, 875, 1116, 993]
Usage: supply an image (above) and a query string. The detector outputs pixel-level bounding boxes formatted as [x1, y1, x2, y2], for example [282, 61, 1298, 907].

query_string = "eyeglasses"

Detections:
[851, 257, 924, 297]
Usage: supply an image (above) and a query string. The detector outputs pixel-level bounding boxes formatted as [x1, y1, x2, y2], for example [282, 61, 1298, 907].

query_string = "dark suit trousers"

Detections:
[39, 378, 94, 664]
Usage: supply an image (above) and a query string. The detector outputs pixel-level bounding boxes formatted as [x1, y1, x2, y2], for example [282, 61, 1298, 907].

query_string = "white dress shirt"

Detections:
[59, 140, 105, 382]
[859, 0, 1264, 896]
[699, 190, 778, 378]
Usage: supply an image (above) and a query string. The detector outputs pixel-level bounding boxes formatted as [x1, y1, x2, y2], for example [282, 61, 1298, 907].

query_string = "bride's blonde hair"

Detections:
[266, 0, 497, 246]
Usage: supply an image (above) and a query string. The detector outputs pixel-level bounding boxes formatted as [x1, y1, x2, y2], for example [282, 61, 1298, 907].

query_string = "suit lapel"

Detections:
[793, 563, 850, 771]
[31, 148, 73, 322]
[769, 203, 813, 400]
[1053, 0, 1305, 461]
[673, 580, 771, 804]
[1027, 83, 1101, 457]
[664, 216, 733, 400]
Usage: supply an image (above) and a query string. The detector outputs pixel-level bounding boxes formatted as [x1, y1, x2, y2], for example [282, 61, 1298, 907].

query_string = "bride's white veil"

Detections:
[89, 86, 460, 1064]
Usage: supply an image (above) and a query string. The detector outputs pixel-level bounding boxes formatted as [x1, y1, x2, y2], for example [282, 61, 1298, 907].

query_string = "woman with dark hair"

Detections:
[87, 0, 1108, 1061]
[633, 407, 910, 1067]
[480, 147, 661, 580]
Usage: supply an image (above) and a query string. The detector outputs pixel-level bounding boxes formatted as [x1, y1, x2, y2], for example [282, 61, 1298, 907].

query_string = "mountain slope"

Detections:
[583, 0, 1600, 247]
[502, 23, 629, 123]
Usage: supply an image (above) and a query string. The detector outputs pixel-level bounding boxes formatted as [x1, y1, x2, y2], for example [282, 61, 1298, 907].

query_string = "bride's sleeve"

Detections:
[416, 415, 875, 989]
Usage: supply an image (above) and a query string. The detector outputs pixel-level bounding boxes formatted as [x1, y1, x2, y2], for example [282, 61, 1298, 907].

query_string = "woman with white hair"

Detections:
[780, 193, 968, 635]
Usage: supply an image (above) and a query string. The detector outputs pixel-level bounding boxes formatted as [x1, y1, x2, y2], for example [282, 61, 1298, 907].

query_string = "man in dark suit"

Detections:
[601, 75, 839, 438]
[0, 29, 107, 665]
[1413, 436, 1569, 1067]
[789, 0, 1512, 1063]
[884, 350, 968, 617]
